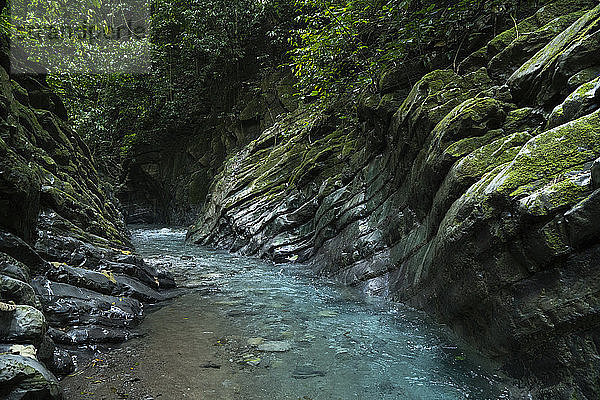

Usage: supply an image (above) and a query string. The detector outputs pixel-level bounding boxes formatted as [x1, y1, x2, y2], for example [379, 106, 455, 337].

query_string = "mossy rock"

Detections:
[567, 66, 600, 89]
[432, 97, 507, 152]
[485, 108, 600, 198]
[488, 10, 587, 80]
[450, 131, 533, 181]
[519, 173, 591, 217]
[547, 76, 600, 129]
[459, 0, 597, 74]
[503, 107, 545, 134]
[508, 4, 600, 105]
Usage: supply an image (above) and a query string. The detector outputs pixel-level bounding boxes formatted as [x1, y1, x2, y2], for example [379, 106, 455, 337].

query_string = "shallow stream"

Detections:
[95, 225, 517, 400]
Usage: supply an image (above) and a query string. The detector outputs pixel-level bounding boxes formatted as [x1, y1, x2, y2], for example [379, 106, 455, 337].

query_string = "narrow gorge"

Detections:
[1, 0, 600, 398]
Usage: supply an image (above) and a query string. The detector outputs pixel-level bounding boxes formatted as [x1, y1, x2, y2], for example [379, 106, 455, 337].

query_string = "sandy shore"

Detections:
[60, 294, 281, 400]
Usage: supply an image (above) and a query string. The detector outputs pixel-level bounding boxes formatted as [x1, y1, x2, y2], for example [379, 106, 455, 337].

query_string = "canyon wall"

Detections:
[0, 15, 174, 398]
[189, 1, 600, 397]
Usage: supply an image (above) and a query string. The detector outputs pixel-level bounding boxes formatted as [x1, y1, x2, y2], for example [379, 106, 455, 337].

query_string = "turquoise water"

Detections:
[131, 226, 517, 400]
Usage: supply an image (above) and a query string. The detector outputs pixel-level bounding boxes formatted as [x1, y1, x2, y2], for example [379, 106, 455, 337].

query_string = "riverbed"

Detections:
[60, 226, 520, 399]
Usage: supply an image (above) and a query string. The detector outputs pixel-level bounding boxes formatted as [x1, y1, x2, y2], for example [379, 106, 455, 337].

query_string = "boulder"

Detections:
[0, 231, 46, 274]
[0, 253, 30, 282]
[0, 275, 40, 308]
[31, 277, 142, 328]
[0, 305, 45, 344]
[547, 77, 600, 129]
[0, 354, 62, 399]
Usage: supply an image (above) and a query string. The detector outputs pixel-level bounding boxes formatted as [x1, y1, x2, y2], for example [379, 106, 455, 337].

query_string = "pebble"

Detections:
[317, 310, 338, 317]
[214, 300, 242, 306]
[200, 273, 222, 279]
[239, 353, 261, 366]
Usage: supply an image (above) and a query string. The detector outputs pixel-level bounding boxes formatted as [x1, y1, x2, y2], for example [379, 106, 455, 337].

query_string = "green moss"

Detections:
[398, 70, 459, 121]
[520, 176, 590, 216]
[548, 76, 600, 129]
[488, 109, 600, 197]
[483, 0, 593, 58]
[570, 391, 579, 400]
[509, 5, 600, 91]
[445, 129, 502, 158]
[10, 81, 29, 102]
[505, 108, 535, 124]
[452, 131, 533, 180]
[42, 186, 79, 209]
[462, 68, 492, 87]
[568, 66, 600, 87]
[432, 97, 505, 151]
[541, 221, 570, 254]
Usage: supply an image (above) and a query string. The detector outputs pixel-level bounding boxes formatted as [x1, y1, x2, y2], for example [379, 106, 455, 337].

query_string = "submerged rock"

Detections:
[317, 310, 338, 317]
[257, 341, 292, 352]
[291, 366, 326, 379]
[247, 337, 265, 346]
[239, 353, 261, 366]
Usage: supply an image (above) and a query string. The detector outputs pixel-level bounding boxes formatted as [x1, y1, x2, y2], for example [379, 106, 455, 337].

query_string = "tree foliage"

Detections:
[288, 0, 539, 103]
[33, 0, 294, 178]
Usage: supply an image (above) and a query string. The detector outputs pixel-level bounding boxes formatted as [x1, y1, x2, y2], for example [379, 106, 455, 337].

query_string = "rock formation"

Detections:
[0, 8, 174, 397]
[189, 1, 600, 397]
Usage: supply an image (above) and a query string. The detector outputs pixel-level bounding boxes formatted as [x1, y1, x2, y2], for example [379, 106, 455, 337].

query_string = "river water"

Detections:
[123, 226, 514, 399]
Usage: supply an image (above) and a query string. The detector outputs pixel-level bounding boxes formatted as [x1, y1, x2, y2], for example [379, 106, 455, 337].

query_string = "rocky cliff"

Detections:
[0, 17, 174, 399]
[188, 1, 600, 397]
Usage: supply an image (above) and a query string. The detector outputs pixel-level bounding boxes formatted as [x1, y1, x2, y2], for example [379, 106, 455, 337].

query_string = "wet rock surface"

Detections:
[188, 1, 600, 397]
[0, 305, 46, 344]
[0, 0, 599, 398]
[117, 71, 297, 226]
[0, 225, 173, 398]
[0, 354, 62, 399]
